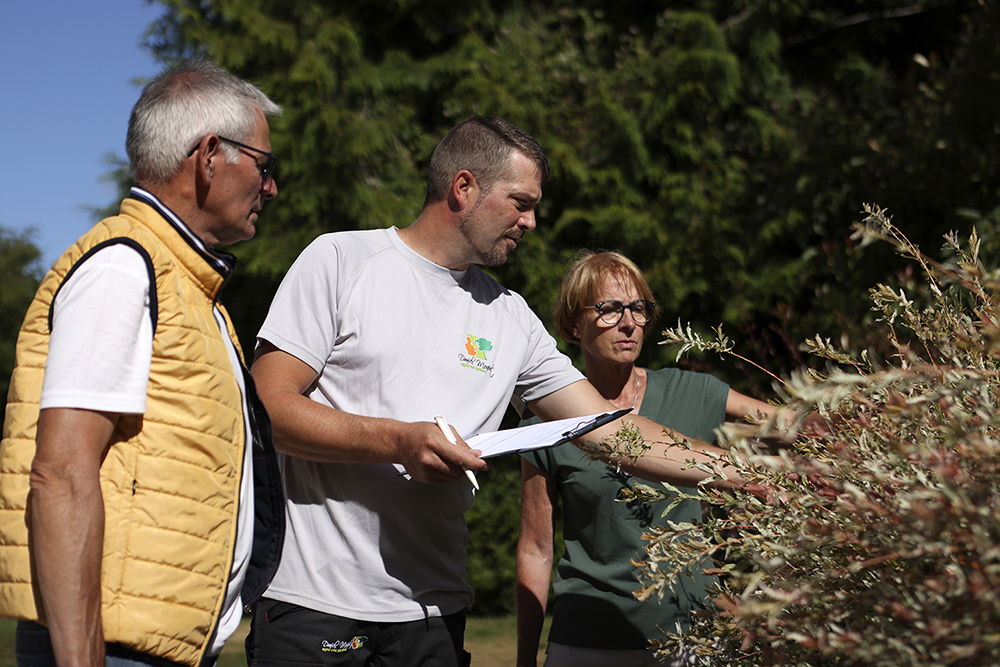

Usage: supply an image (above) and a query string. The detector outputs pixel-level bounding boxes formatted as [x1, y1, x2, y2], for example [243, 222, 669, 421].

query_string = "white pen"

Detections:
[434, 415, 479, 490]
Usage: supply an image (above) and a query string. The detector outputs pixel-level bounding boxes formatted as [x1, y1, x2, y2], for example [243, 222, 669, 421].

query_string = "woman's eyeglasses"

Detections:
[591, 300, 656, 325]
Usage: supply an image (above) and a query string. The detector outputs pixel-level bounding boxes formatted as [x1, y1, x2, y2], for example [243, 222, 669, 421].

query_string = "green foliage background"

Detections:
[0, 229, 43, 421]
[136, 0, 1000, 388]
[3, 0, 1000, 617]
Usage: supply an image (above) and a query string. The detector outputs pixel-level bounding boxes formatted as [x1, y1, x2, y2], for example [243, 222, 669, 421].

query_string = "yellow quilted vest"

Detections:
[0, 195, 250, 666]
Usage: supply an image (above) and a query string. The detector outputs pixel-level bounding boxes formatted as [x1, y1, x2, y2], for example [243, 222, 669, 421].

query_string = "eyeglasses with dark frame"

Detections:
[591, 300, 656, 326]
[186, 135, 277, 183]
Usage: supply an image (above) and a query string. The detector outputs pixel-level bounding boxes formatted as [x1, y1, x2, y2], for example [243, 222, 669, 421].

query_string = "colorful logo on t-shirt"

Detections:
[465, 334, 493, 360]
[321, 635, 368, 653]
[460, 334, 496, 377]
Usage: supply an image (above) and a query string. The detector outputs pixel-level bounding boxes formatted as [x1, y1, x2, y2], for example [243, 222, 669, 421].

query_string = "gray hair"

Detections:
[424, 116, 549, 206]
[126, 59, 282, 186]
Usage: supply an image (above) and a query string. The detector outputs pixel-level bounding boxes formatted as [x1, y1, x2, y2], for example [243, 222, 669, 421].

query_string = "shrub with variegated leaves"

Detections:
[618, 204, 1000, 666]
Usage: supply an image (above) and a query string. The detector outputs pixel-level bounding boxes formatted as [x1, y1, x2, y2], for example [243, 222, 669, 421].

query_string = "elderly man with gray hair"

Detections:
[0, 59, 285, 667]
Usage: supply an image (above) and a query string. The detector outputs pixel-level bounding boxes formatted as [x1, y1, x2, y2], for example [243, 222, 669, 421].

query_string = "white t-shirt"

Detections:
[41, 245, 153, 412]
[257, 227, 583, 622]
[42, 240, 253, 656]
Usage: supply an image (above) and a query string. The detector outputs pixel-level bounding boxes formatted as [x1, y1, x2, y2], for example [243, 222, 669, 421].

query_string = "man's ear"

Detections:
[190, 135, 222, 206]
[195, 135, 223, 182]
[449, 169, 479, 212]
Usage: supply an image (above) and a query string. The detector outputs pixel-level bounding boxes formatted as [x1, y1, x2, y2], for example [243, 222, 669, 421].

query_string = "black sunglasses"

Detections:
[187, 135, 277, 182]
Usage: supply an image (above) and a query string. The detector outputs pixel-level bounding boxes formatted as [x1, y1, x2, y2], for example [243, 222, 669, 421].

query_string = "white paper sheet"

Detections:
[468, 408, 632, 458]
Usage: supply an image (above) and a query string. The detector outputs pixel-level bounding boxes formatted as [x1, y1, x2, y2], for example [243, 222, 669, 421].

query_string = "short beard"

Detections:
[458, 198, 510, 267]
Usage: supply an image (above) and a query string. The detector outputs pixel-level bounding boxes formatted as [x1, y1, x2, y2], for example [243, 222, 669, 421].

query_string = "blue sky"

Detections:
[2, 1, 164, 270]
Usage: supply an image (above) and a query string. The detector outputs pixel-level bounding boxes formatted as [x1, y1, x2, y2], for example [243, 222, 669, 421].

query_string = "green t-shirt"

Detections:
[521, 367, 728, 649]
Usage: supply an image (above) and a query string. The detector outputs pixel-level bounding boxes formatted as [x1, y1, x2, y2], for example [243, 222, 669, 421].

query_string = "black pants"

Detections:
[246, 598, 472, 666]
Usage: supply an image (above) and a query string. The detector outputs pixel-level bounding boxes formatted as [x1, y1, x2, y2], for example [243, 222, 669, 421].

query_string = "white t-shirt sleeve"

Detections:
[513, 297, 585, 406]
[40, 243, 154, 414]
[256, 235, 340, 373]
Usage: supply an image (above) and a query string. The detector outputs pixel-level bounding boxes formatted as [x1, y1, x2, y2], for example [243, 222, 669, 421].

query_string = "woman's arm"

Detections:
[515, 458, 558, 667]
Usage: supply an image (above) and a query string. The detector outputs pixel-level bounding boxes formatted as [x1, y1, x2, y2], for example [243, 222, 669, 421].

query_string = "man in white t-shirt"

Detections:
[0, 60, 286, 667]
[248, 116, 746, 666]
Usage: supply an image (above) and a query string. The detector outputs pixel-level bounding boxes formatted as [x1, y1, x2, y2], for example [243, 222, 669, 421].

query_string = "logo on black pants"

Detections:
[321, 636, 368, 653]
